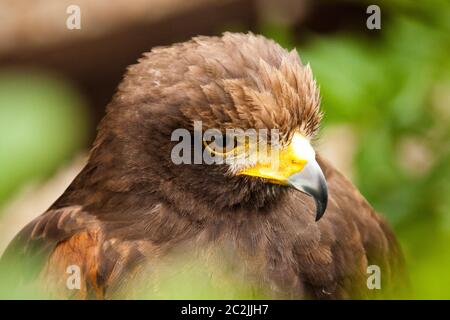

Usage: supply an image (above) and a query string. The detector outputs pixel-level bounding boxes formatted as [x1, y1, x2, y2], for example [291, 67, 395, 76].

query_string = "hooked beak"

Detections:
[237, 133, 328, 221]
[287, 160, 328, 221]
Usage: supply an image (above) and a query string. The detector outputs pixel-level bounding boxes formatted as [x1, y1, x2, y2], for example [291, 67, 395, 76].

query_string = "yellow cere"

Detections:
[237, 132, 315, 185]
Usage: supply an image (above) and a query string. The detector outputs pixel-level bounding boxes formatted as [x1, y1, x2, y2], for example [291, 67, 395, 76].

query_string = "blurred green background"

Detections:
[0, 0, 448, 299]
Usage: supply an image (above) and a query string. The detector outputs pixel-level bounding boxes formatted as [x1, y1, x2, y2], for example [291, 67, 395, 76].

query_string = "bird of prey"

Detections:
[0, 33, 404, 299]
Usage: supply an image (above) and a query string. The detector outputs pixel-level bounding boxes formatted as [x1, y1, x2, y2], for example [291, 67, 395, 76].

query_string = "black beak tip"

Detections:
[314, 197, 327, 222]
[312, 179, 328, 222]
[286, 160, 329, 222]
[302, 184, 328, 222]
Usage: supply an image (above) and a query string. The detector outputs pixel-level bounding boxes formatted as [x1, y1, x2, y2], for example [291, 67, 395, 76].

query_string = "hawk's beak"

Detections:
[287, 160, 328, 221]
[237, 133, 328, 221]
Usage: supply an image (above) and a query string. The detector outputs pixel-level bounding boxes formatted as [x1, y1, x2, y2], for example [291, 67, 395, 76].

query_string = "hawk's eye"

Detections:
[203, 133, 245, 157]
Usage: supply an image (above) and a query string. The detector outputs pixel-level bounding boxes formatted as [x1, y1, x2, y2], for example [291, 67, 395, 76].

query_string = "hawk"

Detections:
[0, 33, 404, 299]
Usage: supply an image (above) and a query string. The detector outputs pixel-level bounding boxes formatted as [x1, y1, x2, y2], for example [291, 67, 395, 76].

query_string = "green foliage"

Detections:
[0, 69, 89, 208]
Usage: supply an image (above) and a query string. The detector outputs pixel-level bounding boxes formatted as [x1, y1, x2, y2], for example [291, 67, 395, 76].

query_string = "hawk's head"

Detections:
[92, 33, 328, 220]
